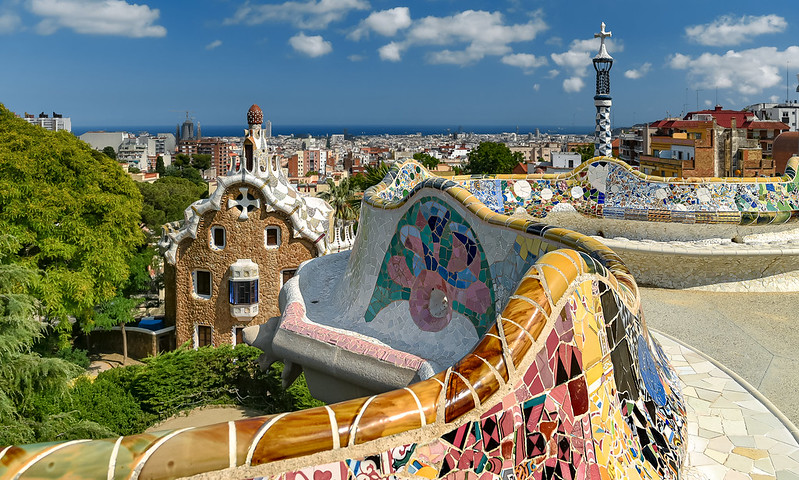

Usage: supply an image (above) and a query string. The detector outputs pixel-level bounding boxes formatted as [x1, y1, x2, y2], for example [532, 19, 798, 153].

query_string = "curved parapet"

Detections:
[374, 157, 799, 237]
[1, 161, 688, 479]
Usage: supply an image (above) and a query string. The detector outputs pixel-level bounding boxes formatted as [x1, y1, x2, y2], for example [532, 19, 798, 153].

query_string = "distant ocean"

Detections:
[72, 124, 595, 137]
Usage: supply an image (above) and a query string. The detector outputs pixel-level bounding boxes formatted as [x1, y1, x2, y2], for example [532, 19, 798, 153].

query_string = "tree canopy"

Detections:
[571, 144, 595, 162]
[318, 177, 362, 220]
[137, 176, 206, 232]
[0, 104, 144, 338]
[102, 146, 117, 160]
[413, 152, 440, 170]
[463, 142, 522, 175]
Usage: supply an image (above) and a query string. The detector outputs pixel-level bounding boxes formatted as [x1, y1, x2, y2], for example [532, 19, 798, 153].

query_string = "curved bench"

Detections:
[0, 162, 687, 480]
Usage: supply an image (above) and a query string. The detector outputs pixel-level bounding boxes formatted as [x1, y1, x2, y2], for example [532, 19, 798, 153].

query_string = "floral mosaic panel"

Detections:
[365, 197, 496, 335]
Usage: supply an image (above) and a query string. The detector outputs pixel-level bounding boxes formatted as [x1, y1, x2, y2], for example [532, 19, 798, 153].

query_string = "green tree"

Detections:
[128, 166, 141, 174]
[138, 176, 206, 232]
[0, 104, 144, 343]
[571, 144, 595, 162]
[162, 164, 206, 187]
[318, 177, 361, 220]
[155, 155, 165, 175]
[191, 153, 212, 171]
[351, 162, 390, 191]
[173, 153, 191, 169]
[0, 236, 81, 445]
[463, 142, 522, 174]
[91, 295, 142, 365]
[413, 152, 440, 170]
[102, 146, 117, 160]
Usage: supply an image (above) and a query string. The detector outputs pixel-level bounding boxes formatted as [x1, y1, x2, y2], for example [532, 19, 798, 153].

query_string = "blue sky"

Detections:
[2, 0, 799, 129]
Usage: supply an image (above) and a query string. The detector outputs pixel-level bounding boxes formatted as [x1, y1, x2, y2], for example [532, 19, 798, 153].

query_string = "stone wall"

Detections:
[173, 183, 315, 347]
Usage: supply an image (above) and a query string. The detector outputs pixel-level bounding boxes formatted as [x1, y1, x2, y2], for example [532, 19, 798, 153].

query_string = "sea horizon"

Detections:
[71, 124, 596, 138]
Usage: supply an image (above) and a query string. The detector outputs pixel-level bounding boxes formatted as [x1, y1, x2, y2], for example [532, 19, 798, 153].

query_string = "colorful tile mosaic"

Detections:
[0, 159, 720, 480]
[367, 158, 799, 226]
[366, 197, 496, 335]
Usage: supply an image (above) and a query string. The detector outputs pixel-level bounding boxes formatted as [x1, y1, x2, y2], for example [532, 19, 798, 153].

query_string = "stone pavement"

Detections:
[640, 287, 799, 427]
[656, 333, 799, 480]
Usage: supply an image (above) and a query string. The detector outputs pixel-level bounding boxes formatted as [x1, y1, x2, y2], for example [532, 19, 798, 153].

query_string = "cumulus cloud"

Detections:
[563, 77, 584, 93]
[550, 36, 622, 92]
[379, 41, 403, 61]
[624, 62, 651, 79]
[377, 9, 548, 66]
[28, 0, 166, 37]
[206, 39, 222, 50]
[532, 83, 540, 91]
[349, 7, 410, 40]
[685, 14, 787, 47]
[0, 11, 20, 34]
[501, 53, 547, 73]
[289, 32, 332, 57]
[225, 0, 368, 30]
[669, 46, 799, 95]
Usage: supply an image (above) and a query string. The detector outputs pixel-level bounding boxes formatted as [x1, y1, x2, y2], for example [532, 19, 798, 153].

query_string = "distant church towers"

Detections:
[593, 22, 613, 157]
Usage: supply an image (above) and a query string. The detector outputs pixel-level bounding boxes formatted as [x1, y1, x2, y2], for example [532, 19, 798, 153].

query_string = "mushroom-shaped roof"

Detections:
[247, 104, 263, 125]
[773, 131, 799, 174]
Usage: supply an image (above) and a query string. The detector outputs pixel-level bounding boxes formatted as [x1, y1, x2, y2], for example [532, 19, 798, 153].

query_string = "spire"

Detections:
[593, 21, 614, 158]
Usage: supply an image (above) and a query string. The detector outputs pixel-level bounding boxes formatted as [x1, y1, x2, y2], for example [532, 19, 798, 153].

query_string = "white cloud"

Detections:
[377, 9, 547, 66]
[547, 69, 559, 78]
[206, 39, 222, 50]
[563, 77, 584, 93]
[532, 83, 540, 91]
[348, 54, 364, 61]
[704, 99, 713, 107]
[770, 95, 781, 103]
[550, 36, 622, 92]
[624, 62, 651, 79]
[289, 32, 332, 57]
[685, 14, 787, 47]
[225, 0, 368, 30]
[501, 53, 547, 73]
[0, 11, 20, 34]
[28, 0, 166, 37]
[379, 41, 402, 61]
[669, 46, 799, 95]
[349, 7, 410, 40]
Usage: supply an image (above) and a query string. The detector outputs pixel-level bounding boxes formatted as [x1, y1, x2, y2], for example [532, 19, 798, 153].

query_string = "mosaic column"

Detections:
[593, 22, 613, 158]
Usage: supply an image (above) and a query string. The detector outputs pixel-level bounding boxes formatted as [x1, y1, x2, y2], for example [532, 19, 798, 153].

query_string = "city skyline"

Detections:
[2, 0, 799, 128]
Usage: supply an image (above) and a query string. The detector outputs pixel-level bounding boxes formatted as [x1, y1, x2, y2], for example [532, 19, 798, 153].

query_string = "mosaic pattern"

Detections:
[2, 159, 693, 479]
[366, 198, 496, 334]
[367, 158, 799, 226]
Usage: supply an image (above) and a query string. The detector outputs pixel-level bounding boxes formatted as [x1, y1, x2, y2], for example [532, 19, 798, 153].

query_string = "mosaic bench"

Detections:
[0, 161, 688, 479]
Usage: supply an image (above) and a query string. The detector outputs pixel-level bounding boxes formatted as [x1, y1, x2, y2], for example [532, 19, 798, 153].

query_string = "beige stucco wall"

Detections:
[170, 183, 316, 347]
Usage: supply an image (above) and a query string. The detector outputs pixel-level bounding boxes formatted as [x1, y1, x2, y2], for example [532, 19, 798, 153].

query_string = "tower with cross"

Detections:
[593, 22, 614, 157]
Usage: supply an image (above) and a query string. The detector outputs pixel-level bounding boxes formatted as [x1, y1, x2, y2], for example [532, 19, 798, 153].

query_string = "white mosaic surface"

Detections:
[655, 333, 799, 480]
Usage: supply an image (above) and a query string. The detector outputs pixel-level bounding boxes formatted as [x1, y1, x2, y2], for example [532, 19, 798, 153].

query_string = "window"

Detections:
[265, 226, 281, 248]
[230, 279, 258, 305]
[193, 270, 212, 298]
[196, 325, 212, 348]
[281, 268, 297, 287]
[233, 326, 245, 346]
[211, 226, 226, 250]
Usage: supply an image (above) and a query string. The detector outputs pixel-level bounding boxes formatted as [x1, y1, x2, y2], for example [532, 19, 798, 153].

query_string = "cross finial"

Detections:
[594, 21, 611, 46]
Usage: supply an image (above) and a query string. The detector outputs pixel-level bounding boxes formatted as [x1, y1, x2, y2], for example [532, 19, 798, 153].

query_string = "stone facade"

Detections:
[170, 184, 316, 347]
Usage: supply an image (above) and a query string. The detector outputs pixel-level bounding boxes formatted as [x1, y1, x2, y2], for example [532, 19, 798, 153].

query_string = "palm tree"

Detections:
[318, 177, 362, 220]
